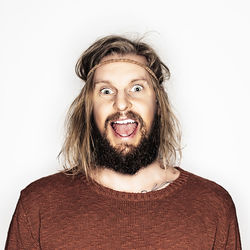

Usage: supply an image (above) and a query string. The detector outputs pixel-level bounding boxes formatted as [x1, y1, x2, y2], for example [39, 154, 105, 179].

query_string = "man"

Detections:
[6, 35, 241, 249]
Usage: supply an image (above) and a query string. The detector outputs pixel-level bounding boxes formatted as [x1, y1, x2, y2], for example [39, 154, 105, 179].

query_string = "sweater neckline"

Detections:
[85, 167, 189, 201]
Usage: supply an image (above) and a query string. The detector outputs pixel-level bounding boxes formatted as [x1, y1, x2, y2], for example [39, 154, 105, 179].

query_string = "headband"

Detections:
[87, 58, 158, 82]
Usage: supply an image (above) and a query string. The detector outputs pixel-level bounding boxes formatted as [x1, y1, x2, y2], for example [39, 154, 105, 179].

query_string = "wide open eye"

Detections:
[131, 85, 143, 92]
[100, 88, 114, 95]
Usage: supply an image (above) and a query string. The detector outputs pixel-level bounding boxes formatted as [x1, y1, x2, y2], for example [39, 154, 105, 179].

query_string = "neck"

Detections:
[90, 161, 180, 193]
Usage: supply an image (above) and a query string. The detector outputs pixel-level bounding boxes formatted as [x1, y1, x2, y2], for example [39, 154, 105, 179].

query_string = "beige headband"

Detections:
[87, 58, 158, 82]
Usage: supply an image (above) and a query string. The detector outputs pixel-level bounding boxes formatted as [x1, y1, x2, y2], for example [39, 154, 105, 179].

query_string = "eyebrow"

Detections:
[94, 78, 149, 86]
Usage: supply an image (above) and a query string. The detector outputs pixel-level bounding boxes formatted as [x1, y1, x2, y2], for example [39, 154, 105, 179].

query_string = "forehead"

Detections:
[93, 54, 151, 84]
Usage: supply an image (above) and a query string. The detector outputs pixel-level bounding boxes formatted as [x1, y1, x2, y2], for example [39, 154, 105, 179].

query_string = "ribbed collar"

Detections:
[84, 167, 190, 201]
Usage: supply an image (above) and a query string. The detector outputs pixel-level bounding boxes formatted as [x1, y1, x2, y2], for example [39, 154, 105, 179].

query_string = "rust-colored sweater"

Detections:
[5, 167, 241, 249]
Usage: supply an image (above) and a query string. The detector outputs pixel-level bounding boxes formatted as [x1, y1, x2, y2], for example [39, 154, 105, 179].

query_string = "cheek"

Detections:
[92, 101, 111, 133]
[135, 99, 157, 127]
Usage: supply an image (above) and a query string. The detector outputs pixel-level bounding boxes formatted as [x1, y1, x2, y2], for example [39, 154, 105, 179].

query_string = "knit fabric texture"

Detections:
[5, 167, 241, 249]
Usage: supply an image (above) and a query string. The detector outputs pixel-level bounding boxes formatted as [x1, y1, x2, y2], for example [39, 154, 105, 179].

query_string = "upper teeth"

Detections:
[113, 119, 136, 124]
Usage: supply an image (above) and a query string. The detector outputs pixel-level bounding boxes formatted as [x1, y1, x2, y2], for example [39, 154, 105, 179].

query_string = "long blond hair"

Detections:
[58, 35, 182, 180]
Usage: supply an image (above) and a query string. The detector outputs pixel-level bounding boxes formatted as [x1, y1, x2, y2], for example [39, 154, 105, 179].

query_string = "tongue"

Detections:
[112, 123, 137, 136]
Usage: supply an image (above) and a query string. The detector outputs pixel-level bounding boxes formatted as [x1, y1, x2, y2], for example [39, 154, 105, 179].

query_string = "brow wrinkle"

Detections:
[94, 78, 149, 86]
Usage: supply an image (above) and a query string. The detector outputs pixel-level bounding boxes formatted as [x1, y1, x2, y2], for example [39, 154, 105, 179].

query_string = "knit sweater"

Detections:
[5, 167, 241, 249]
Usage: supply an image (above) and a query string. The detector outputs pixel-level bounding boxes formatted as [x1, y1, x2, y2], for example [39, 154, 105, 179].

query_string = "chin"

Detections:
[112, 142, 136, 155]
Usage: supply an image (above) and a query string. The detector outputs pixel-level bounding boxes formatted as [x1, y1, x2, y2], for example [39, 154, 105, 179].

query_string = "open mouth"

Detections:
[111, 119, 138, 137]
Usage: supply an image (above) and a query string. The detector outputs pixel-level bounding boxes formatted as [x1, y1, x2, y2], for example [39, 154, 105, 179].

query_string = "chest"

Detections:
[39, 199, 216, 249]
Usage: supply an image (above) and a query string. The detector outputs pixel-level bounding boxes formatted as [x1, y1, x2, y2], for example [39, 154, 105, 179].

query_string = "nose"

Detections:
[113, 90, 132, 112]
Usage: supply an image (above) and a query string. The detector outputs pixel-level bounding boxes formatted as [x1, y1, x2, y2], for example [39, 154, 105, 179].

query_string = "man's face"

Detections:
[92, 54, 157, 155]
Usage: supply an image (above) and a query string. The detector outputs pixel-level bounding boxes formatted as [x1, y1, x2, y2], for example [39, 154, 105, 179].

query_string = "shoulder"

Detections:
[180, 168, 236, 217]
[20, 171, 85, 207]
[22, 171, 81, 193]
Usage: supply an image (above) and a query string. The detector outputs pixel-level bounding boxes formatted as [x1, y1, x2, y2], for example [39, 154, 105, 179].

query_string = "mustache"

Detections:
[104, 111, 144, 129]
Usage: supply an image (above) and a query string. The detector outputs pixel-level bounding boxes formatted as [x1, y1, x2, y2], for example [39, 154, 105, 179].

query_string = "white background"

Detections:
[1, 0, 249, 248]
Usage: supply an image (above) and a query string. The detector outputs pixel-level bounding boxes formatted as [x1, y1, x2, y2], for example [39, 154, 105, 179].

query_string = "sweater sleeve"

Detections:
[225, 209, 242, 250]
[213, 198, 242, 250]
[5, 194, 40, 250]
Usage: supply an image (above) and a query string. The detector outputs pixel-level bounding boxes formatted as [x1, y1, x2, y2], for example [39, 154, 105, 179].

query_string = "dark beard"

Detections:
[91, 112, 160, 175]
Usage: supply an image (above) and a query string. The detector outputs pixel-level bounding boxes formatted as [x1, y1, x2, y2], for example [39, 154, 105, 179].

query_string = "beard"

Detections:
[91, 111, 160, 175]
